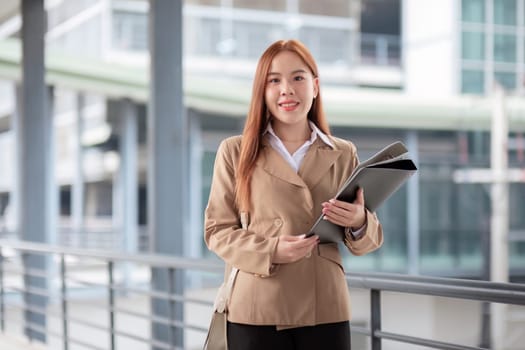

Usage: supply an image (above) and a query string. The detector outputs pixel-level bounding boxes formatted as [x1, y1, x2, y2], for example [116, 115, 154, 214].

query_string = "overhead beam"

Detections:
[1, 37, 525, 131]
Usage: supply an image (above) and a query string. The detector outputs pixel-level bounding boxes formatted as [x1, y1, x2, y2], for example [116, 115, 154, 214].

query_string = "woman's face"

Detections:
[264, 50, 319, 128]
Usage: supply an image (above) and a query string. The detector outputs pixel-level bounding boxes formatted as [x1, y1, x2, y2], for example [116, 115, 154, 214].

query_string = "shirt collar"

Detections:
[264, 121, 334, 149]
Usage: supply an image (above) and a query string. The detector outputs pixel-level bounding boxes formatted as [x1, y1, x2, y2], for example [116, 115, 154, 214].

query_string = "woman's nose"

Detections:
[280, 81, 294, 95]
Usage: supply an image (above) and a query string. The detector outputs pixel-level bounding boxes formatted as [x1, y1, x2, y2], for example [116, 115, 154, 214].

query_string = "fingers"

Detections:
[324, 188, 365, 210]
[355, 188, 365, 205]
[281, 234, 319, 250]
[321, 199, 354, 224]
[323, 200, 350, 217]
[322, 208, 347, 227]
[280, 234, 314, 241]
[273, 234, 319, 264]
[322, 189, 366, 227]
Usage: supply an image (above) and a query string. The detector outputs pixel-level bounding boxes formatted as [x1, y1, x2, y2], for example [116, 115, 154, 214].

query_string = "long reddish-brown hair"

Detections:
[235, 39, 331, 212]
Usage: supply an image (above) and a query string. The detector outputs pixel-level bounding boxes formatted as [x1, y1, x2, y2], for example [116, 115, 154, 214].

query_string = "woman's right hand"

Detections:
[272, 234, 319, 264]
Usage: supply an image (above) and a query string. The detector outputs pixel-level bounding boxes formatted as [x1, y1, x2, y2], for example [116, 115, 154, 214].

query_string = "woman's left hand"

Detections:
[321, 188, 366, 230]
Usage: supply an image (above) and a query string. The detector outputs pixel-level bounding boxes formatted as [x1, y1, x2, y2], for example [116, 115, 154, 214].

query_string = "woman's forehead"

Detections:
[268, 51, 310, 73]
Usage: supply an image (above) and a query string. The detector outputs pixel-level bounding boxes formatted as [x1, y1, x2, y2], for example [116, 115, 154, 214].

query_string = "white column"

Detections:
[120, 99, 138, 254]
[406, 131, 420, 275]
[46, 86, 57, 246]
[113, 99, 138, 291]
[402, 0, 457, 97]
[490, 83, 509, 350]
[46, 86, 60, 301]
[9, 83, 20, 237]
[72, 93, 85, 247]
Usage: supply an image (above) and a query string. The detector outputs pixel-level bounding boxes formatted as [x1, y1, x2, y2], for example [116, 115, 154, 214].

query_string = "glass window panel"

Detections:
[462, 0, 485, 22]
[510, 241, 525, 270]
[47, 0, 99, 27]
[493, 33, 516, 62]
[509, 183, 525, 227]
[233, 0, 285, 11]
[232, 21, 286, 58]
[375, 189, 409, 271]
[299, 27, 351, 64]
[461, 69, 484, 94]
[462, 30, 485, 60]
[299, 0, 350, 17]
[494, 71, 516, 89]
[112, 11, 148, 52]
[493, 0, 516, 26]
[185, 0, 221, 5]
[189, 18, 222, 56]
[454, 183, 486, 270]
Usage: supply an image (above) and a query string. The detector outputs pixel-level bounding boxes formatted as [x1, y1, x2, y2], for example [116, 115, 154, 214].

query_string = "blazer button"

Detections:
[274, 219, 283, 227]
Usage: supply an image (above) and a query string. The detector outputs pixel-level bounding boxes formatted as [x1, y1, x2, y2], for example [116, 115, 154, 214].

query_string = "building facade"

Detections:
[0, 0, 523, 281]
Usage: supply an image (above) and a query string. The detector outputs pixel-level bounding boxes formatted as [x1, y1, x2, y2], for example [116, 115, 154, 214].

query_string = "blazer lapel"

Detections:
[260, 140, 307, 188]
[298, 138, 343, 190]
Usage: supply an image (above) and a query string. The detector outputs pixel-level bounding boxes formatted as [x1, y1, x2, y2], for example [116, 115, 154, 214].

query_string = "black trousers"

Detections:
[227, 321, 351, 350]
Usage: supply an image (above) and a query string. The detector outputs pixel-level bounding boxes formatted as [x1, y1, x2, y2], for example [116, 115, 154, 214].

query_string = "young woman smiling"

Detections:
[205, 39, 384, 350]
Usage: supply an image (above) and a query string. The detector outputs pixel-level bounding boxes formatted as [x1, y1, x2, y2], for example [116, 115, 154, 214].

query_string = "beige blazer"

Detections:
[204, 135, 383, 328]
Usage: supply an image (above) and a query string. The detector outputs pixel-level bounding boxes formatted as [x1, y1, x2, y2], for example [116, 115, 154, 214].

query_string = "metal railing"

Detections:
[0, 239, 524, 350]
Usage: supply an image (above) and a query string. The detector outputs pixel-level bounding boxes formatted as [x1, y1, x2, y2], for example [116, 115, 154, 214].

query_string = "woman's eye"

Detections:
[269, 78, 279, 83]
[294, 76, 305, 81]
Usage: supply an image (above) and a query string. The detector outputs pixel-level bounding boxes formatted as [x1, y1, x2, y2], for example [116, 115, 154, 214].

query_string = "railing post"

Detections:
[108, 261, 115, 350]
[0, 247, 4, 332]
[371, 289, 381, 350]
[60, 254, 68, 350]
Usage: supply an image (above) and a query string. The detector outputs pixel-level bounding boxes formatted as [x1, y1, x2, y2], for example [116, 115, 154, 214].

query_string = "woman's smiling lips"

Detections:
[278, 100, 299, 111]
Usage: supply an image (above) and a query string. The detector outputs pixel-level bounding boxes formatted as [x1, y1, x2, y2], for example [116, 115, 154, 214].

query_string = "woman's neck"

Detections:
[273, 121, 311, 143]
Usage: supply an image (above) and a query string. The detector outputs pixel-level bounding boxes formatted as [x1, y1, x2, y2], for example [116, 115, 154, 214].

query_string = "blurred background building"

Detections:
[0, 0, 524, 278]
[0, 1, 524, 349]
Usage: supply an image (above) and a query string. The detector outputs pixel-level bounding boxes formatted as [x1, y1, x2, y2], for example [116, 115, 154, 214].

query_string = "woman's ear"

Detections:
[313, 77, 319, 98]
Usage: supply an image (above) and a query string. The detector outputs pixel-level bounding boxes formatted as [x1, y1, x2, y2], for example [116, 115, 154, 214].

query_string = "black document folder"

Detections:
[308, 141, 418, 243]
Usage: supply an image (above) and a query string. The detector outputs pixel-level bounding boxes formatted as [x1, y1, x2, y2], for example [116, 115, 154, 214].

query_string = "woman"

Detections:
[204, 39, 383, 350]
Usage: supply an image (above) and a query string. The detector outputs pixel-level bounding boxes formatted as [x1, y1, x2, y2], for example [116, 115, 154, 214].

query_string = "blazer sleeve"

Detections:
[204, 139, 279, 276]
[343, 209, 384, 255]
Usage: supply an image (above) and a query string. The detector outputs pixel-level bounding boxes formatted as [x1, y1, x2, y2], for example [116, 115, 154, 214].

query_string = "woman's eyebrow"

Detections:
[291, 69, 308, 74]
[267, 69, 307, 76]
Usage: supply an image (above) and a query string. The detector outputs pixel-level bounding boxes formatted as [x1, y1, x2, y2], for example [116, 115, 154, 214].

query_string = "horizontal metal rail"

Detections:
[375, 330, 485, 350]
[0, 239, 222, 272]
[1, 239, 524, 350]
[347, 271, 525, 306]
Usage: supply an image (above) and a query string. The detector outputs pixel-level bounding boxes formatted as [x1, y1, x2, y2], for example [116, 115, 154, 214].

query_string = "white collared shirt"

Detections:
[265, 121, 333, 173]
